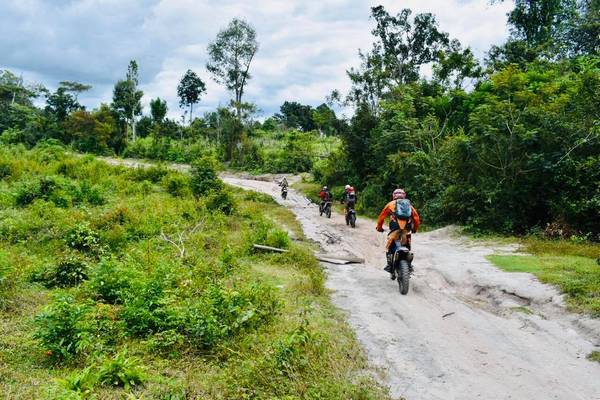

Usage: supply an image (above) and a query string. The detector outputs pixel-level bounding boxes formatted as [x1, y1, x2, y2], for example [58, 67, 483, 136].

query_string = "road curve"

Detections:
[222, 175, 600, 400]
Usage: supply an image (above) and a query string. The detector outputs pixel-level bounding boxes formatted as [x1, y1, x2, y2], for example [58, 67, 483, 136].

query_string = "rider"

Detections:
[279, 177, 289, 189]
[375, 188, 420, 277]
[318, 186, 332, 212]
[340, 184, 357, 224]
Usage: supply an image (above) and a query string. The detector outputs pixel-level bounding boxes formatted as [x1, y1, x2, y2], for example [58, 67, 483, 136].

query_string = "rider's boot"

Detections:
[407, 252, 414, 273]
[383, 252, 395, 279]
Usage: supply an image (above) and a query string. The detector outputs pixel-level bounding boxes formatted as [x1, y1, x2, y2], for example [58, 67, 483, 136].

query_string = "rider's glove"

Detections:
[376, 226, 384, 232]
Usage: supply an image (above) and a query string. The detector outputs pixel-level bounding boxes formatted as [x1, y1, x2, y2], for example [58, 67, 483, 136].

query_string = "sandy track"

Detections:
[221, 175, 600, 400]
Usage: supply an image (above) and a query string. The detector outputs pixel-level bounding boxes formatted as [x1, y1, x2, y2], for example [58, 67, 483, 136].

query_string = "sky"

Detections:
[0, 0, 514, 120]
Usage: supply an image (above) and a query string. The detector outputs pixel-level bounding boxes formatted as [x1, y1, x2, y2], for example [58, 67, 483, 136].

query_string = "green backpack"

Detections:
[394, 199, 412, 220]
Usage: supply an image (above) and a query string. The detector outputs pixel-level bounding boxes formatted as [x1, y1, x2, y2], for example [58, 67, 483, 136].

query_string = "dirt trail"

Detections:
[98, 157, 600, 399]
[221, 175, 600, 400]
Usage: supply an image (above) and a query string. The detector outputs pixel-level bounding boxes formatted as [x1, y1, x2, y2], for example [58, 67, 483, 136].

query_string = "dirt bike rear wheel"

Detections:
[350, 213, 356, 228]
[398, 259, 410, 295]
[326, 205, 331, 218]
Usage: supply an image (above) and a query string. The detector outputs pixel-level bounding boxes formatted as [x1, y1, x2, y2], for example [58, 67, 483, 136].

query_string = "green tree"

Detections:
[275, 101, 315, 132]
[0, 70, 44, 107]
[347, 6, 451, 108]
[568, 0, 600, 56]
[177, 69, 206, 124]
[45, 87, 82, 122]
[433, 39, 482, 88]
[207, 18, 259, 120]
[65, 109, 114, 153]
[505, 0, 576, 47]
[488, 0, 582, 65]
[112, 60, 143, 141]
[149, 97, 168, 123]
[311, 103, 338, 136]
[58, 80, 92, 102]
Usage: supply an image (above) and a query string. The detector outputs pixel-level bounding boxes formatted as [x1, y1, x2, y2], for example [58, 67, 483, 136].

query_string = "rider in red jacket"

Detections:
[319, 186, 332, 212]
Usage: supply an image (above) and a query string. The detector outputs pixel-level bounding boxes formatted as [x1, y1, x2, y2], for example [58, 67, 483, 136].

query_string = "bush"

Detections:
[58, 350, 144, 393]
[190, 156, 222, 196]
[12, 175, 104, 208]
[120, 277, 180, 337]
[145, 329, 185, 357]
[249, 219, 290, 249]
[265, 228, 291, 249]
[205, 189, 236, 215]
[96, 350, 145, 389]
[34, 294, 92, 362]
[87, 259, 139, 304]
[59, 365, 97, 394]
[66, 223, 104, 255]
[0, 160, 13, 180]
[128, 165, 169, 183]
[14, 176, 58, 207]
[185, 282, 279, 348]
[77, 181, 106, 206]
[31, 255, 89, 288]
[161, 172, 191, 197]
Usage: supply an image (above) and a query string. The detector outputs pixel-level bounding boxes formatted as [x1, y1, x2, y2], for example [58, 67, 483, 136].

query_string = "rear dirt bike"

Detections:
[281, 187, 288, 200]
[345, 204, 357, 228]
[320, 201, 332, 218]
[391, 240, 413, 295]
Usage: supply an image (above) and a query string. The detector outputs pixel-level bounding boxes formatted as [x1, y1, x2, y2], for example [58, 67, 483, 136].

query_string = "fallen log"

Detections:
[317, 257, 352, 265]
[315, 254, 365, 264]
[253, 244, 289, 253]
[253, 244, 364, 264]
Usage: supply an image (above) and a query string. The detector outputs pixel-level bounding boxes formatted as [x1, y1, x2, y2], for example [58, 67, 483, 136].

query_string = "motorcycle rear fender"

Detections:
[394, 240, 410, 253]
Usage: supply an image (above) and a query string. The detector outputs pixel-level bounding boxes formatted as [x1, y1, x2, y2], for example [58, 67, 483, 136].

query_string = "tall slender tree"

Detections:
[112, 60, 143, 141]
[207, 18, 259, 120]
[177, 69, 206, 124]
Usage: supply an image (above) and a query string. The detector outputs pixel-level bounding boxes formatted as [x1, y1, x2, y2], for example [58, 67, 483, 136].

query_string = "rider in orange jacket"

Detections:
[376, 188, 420, 276]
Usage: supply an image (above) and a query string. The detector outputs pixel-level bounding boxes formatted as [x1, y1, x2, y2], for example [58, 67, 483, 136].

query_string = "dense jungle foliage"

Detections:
[0, 144, 388, 399]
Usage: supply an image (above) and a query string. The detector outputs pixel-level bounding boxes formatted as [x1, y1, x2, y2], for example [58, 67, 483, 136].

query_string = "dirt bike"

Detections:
[320, 201, 332, 218]
[281, 186, 288, 200]
[345, 204, 357, 228]
[390, 239, 413, 295]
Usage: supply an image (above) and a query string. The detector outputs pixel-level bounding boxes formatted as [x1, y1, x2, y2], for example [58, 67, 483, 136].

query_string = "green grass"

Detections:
[487, 254, 600, 316]
[0, 144, 389, 399]
[520, 236, 600, 259]
[588, 351, 600, 363]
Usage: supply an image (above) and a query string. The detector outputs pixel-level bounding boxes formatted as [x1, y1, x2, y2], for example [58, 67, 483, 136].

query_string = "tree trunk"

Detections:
[189, 103, 193, 125]
[131, 119, 137, 141]
[235, 95, 242, 121]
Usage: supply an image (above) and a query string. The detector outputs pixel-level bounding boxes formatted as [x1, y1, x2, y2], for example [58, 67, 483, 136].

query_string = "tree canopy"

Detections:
[207, 18, 258, 120]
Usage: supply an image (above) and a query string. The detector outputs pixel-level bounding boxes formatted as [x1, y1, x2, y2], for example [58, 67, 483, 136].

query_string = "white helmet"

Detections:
[344, 184, 351, 190]
[393, 188, 406, 200]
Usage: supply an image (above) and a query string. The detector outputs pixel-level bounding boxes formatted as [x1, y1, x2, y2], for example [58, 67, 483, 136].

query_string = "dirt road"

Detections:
[221, 175, 600, 400]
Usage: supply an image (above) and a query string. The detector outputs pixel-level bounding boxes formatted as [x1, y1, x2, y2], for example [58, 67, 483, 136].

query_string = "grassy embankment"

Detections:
[487, 238, 599, 316]
[0, 144, 389, 399]
[488, 238, 600, 362]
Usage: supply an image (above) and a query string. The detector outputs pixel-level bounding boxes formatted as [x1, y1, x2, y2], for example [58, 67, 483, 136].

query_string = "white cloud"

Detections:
[1, 0, 514, 119]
